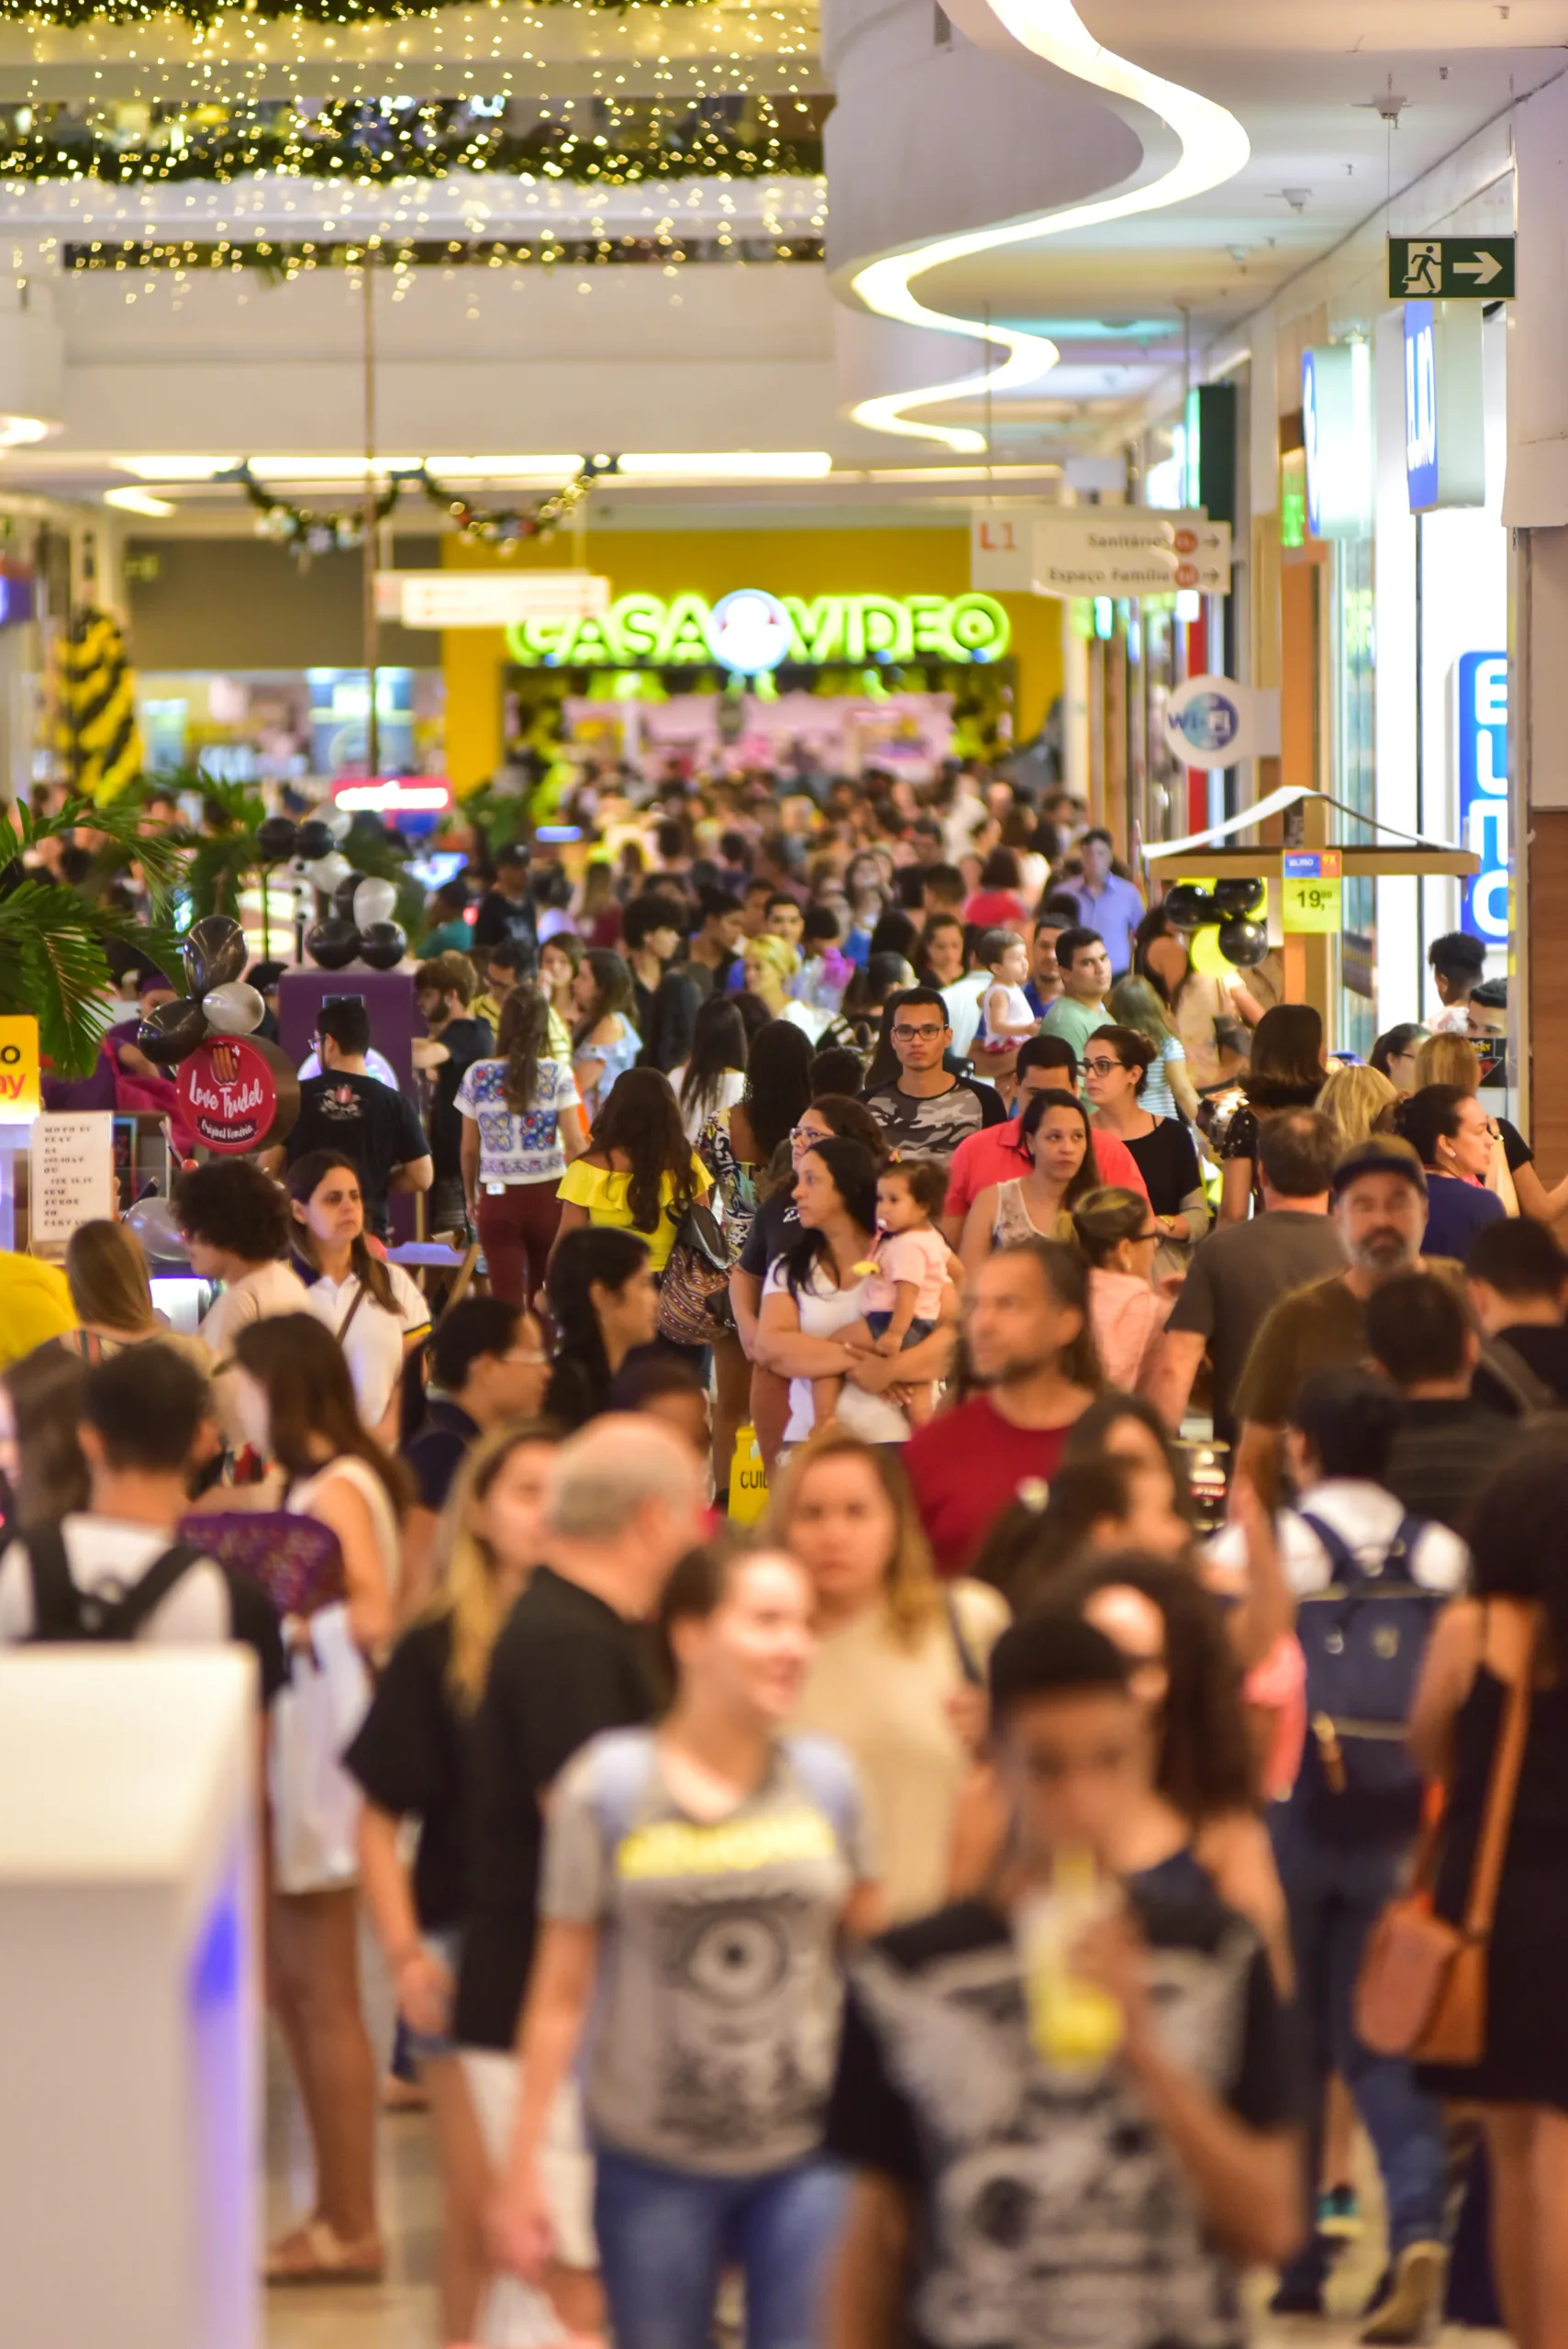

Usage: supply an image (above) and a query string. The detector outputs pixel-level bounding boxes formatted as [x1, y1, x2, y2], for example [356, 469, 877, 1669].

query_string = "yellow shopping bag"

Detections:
[728, 1422, 770, 1525]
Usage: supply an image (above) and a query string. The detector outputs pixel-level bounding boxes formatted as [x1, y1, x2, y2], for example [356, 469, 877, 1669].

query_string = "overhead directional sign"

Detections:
[1387, 236, 1515, 301]
[971, 509, 1231, 599]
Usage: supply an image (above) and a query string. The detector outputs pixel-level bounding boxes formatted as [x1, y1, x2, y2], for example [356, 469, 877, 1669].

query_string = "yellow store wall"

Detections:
[440, 525, 1063, 795]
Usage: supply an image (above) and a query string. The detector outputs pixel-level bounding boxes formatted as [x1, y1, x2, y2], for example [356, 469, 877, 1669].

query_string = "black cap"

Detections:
[1329, 1137, 1428, 1199]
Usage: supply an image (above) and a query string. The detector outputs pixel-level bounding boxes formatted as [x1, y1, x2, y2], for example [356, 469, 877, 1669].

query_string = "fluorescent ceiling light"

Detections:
[249, 454, 426, 479]
[0, 415, 52, 448]
[849, 0, 1250, 450]
[617, 451, 834, 480]
[117, 455, 237, 480]
[105, 486, 177, 518]
[428, 455, 582, 479]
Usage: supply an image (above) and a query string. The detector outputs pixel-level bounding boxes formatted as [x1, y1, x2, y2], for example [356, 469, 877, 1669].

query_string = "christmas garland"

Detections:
[224, 453, 617, 559]
[0, 97, 822, 186]
[0, 0, 700, 25]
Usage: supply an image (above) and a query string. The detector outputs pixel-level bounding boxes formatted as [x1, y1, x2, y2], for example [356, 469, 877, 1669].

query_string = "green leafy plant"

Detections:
[0, 796, 184, 1075]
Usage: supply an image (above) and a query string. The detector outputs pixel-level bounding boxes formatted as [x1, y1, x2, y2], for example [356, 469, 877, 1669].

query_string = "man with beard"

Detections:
[1230, 1140, 1462, 1509]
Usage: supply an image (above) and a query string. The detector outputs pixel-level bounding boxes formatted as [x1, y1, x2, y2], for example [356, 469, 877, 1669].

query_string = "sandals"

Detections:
[264, 2218, 386, 2287]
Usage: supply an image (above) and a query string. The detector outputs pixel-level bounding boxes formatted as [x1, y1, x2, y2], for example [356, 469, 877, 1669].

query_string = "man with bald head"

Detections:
[455, 1419, 706, 2327]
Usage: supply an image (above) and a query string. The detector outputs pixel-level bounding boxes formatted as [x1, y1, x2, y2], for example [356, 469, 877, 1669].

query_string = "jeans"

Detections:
[474, 1180, 562, 1307]
[593, 2144, 845, 2349]
[1271, 1795, 1447, 2288]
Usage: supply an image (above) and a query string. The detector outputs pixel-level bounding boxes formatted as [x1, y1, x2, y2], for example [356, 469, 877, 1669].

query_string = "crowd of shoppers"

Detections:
[6, 759, 1566, 2349]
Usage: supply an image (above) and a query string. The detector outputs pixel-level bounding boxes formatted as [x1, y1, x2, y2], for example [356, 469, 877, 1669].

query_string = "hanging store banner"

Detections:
[375, 572, 611, 629]
[177, 1035, 299, 1155]
[1303, 344, 1372, 540]
[1454, 652, 1509, 944]
[971, 509, 1230, 598]
[1403, 302, 1485, 514]
[1162, 676, 1281, 771]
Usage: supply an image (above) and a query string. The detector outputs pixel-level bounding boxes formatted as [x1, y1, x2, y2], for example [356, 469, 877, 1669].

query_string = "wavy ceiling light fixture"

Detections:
[848, 0, 1251, 450]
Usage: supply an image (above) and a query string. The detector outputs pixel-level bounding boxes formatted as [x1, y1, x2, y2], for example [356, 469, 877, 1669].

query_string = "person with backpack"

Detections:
[0, 1342, 284, 1704]
[1258, 1368, 1466, 2340]
[490, 1531, 880, 2349]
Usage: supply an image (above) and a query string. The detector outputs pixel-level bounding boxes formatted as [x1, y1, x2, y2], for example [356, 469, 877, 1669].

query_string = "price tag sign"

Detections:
[1282, 850, 1343, 934]
[0, 1014, 39, 1121]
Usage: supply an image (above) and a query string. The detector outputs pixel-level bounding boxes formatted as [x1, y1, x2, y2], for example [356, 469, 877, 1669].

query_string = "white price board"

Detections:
[29, 1112, 115, 1250]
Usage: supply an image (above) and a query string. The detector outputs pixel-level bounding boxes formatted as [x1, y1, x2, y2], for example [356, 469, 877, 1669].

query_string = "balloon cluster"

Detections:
[256, 810, 408, 973]
[1161, 877, 1270, 970]
[136, 916, 267, 1063]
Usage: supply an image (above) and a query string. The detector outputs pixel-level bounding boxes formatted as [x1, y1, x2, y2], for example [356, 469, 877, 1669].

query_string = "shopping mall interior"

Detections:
[4, 3, 1568, 2347]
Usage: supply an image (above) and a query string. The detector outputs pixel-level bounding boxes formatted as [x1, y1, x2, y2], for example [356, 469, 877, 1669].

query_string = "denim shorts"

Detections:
[863, 1311, 936, 1345]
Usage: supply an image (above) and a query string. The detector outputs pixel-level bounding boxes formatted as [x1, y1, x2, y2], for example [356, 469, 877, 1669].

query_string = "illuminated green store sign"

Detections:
[504, 587, 1011, 671]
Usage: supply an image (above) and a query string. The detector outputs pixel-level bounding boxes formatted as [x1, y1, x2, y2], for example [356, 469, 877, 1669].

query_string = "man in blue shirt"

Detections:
[1401, 1083, 1507, 1260]
[1059, 829, 1145, 975]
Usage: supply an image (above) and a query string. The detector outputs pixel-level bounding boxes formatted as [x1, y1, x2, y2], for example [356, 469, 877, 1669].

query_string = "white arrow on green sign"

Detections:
[1387, 237, 1515, 300]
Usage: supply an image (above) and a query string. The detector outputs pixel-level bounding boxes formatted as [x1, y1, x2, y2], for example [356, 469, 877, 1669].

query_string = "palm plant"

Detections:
[0, 796, 184, 1075]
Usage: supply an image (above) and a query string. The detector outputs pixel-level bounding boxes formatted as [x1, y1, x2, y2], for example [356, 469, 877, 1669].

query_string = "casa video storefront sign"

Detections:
[503, 588, 1011, 671]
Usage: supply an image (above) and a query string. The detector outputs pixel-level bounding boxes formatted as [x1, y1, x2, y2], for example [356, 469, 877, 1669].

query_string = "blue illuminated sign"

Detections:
[1456, 651, 1508, 942]
[1405, 302, 1439, 511]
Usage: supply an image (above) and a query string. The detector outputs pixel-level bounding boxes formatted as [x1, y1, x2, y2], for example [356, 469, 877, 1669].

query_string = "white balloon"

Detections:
[202, 981, 266, 1035]
[352, 877, 399, 929]
[323, 807, 354, 843]
[306, 852, 352, 894]
[125, 1194, 189, 1265]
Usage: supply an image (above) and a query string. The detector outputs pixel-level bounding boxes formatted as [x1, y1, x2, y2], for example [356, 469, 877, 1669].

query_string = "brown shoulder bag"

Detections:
[1354, 1603, 1539, 2066]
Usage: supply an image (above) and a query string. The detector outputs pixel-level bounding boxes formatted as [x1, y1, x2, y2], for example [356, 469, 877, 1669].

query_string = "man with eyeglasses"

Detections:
[940, 1034, 1149, 1245]
[862, 985, 1006, 1152]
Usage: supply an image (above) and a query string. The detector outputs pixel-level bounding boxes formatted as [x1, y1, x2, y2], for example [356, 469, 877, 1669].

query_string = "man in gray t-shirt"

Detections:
[542, 1727, 873, 2174]
[1151, 1108, 1346, 1444]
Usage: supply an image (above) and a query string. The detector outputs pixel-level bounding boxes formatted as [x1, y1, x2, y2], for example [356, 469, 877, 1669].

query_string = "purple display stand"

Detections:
[277, 966, 427, 1244]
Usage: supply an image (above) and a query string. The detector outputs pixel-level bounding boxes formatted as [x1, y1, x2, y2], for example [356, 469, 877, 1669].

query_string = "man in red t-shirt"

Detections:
[941, 1033, 1147, 1242]
[904, 1238, 1097, 1573]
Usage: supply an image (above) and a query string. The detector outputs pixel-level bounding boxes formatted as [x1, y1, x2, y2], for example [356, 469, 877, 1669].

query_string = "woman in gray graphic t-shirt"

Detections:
[489, 1536, 882, 2349]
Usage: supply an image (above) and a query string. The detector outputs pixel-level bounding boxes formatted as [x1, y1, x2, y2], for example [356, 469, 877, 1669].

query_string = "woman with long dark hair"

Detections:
[756, 1135, 951, 1447]
[542, 1227, 660, 1430]
[286, 1152, 432, 1439]
[1134, 902, 1262, 1095]
[229, 1312, 410, 2285]
[695, 1018, 814, 1493]
[1219, 1001, 1326, 1223]
[916, 909, 967, 991]
[455, 985, 584, 1307]
[959, 1086, 1100, 1273]
[570, 947, 639, 1118]
[550, 1066, 709, 1277]
[670, 995, 748, 1143]
[1082, 1019, 1207, 1270]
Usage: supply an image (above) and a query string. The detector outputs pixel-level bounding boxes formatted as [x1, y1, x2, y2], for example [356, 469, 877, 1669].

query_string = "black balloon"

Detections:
[357, 919, 406, 972]
[331, 870, 368, 917]
[137, 995, 209, 1063]
[295, 818, 335, 862]
[1217, 916, 1269, 969]
[306, 916, 361, 971]
[1163, 883, 1217, 931]
[182, 914, 247, 997]
[1212, 876, 1266, 920]
[256, 815, 298, 862]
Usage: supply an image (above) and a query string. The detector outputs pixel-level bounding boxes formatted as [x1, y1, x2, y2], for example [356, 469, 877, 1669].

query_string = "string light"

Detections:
[65, 228, 823, 269]
[0, 92, 823, 185]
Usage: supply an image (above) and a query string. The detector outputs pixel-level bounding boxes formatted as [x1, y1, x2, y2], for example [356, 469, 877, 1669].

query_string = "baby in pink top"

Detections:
[813, 1159, 951, 1431]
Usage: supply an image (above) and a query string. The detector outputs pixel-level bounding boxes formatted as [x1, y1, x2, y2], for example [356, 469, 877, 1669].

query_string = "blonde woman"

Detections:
[1316, 1063, 1398, 1152]
[773, 1428, 1008, 1919]
[349, 1420, 562, 2346]
[1414, 1031, 1568, 1223]
[740, 931, 800, 1017]
[59, 1219, 211, 1371]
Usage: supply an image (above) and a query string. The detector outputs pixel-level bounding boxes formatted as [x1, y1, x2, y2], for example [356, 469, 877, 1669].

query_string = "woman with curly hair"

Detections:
[550, 1065, 711, 1278]
[1218, 1001, 1327, 1224]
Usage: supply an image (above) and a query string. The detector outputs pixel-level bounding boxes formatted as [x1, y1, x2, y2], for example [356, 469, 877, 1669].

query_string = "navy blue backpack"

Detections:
[1295, 1508, 1443, 1842]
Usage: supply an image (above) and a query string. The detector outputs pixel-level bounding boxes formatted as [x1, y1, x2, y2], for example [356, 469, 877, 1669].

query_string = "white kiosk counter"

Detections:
[0, 1650, 260, 2349]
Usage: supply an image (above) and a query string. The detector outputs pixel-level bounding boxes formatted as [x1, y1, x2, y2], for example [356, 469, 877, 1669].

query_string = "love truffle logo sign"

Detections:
[177, 1034, 299, 1155]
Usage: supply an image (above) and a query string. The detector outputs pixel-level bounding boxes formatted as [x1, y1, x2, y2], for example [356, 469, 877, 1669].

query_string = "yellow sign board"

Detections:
[0, 1014, 40, 1120]
[1282, 850, 1342, 934]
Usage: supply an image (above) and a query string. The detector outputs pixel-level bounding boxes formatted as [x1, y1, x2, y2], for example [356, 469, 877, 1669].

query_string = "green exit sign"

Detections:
[1387, 237, 1515, 300]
